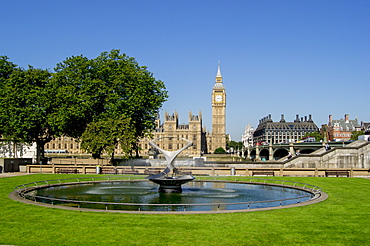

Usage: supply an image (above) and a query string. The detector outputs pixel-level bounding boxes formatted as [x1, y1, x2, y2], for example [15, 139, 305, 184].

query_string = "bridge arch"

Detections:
[259, 149, 270, 160]
[250, 150, 256, 160]
[273, 148, 289, 160]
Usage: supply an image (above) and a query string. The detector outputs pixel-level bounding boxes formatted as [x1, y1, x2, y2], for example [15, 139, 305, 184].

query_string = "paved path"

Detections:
[0, 172, 32, 178]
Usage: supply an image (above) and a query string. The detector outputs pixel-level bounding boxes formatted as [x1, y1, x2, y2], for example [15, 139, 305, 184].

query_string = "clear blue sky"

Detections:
[1, 1, 369, 140]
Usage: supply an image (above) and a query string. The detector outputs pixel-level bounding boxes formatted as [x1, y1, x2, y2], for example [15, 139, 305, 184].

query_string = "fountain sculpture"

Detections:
[146, 137, 195, 193]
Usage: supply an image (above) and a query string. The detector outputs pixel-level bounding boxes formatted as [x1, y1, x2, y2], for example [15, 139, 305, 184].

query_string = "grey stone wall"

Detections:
[283, 141, 370, 168]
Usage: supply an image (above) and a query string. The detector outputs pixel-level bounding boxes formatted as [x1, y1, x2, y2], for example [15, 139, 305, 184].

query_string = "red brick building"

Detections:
[327, 114, 361, 141]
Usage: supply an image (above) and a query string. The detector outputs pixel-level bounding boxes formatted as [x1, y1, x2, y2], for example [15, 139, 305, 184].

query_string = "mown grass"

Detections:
[0, 174, 369, 246]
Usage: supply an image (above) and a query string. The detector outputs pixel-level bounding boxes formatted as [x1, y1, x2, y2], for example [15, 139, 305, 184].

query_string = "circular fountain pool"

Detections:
[12, 178, 325, 213]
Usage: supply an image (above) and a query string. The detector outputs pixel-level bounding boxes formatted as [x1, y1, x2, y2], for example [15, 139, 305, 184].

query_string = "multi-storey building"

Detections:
[44, 136, 78, 154]
[45, 63, 227, 157]
[253, 114, 319, 144]
[138, 111, 206, 156]
[241, 124, 254, 147]
[327, 114, 361, 141]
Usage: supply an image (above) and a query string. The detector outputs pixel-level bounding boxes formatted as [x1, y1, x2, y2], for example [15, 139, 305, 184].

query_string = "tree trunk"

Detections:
[110, 151, 115, 165]
[36, 139, 44, 164]
[37, 136, 51, 164]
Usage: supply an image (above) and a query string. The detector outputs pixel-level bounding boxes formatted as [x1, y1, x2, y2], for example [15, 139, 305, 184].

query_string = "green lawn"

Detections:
[1, 174, 369, 246]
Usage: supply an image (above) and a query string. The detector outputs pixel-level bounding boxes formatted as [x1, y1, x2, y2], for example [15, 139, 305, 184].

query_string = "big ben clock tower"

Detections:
[211, 62, 226, 152]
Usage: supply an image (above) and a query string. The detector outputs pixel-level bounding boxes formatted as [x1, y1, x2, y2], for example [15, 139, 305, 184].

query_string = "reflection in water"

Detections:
[212, 182, 226, 189]
[33, 181, 312, 211]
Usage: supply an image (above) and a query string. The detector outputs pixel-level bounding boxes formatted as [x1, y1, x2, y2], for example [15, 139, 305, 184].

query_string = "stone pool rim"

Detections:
[10, 177, 328, 214]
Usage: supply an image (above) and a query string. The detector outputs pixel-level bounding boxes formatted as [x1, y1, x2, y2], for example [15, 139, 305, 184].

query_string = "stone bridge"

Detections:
[246, 141, 352, 161]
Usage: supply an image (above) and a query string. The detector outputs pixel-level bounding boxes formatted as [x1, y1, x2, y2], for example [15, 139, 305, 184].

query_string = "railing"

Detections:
[25, 165, 370, 178]
[14, 176, 322, 212]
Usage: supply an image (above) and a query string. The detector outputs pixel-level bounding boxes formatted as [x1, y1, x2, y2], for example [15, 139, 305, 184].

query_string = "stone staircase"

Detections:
[283, 140, 370, 168]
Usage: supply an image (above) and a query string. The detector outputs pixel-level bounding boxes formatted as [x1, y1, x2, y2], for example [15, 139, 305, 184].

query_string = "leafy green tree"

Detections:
[302, 131, 323, 142]
[0, 51, 167, 162]
[351, 130, 364, 140]
[80, 116, 136, 162]
[51, 50, 168, 158]
[227, 140, 243, 151]
[0, 56, 17, 81]
[214, 147, 226, 154]
[0, 57, 53, 163]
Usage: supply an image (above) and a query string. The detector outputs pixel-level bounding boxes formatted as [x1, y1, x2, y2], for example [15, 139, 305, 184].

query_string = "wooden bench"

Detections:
[144, 169, 161, 175]
[56, 168, 79, 174]
[176, 170, 192, 175]
[121, 169, 139, 175]
[101, 168, 118, 174]
[325, 170, 349, 177]
[252, 170, 275, 176]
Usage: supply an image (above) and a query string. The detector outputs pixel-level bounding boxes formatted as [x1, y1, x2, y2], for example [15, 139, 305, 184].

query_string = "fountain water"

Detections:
[146, 137, 195, 193]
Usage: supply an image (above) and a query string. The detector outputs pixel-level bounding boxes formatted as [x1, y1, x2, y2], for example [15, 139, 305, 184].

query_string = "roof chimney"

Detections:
[280, 114, 286, 122]
[345, 114, 349, 122]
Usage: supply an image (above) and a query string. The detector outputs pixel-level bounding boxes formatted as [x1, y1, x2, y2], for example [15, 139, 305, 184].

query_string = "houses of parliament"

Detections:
[45, 64, 227, 157]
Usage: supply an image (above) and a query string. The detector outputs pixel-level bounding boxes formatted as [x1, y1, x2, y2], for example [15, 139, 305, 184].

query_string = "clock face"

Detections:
[215, 95, 222, 102]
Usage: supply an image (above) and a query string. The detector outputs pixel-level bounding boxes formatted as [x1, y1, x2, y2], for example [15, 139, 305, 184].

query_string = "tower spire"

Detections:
[216, 60, 222, 78]
[214, 61, 223, 86]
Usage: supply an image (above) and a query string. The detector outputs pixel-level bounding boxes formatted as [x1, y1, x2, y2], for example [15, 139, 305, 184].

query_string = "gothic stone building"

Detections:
[139, 63, 227, 156]
[253, 114, 319, 145]
[45, 64, 227, 157]
[138, 111, 206, 156]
